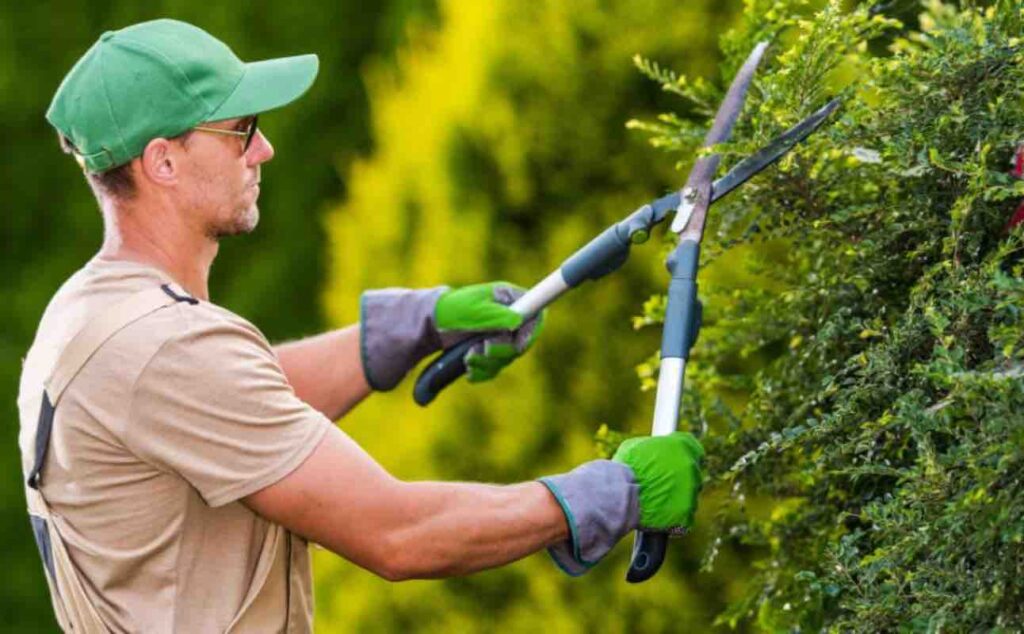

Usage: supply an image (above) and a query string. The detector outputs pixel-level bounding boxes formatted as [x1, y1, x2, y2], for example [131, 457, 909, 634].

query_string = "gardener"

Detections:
[19, 19, 705, 633]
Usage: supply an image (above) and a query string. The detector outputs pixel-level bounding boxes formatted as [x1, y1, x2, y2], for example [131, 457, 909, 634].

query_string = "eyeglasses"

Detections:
[193, 115, 259, 153]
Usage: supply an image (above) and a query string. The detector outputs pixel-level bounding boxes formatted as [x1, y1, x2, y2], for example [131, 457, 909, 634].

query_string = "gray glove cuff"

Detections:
[538, 460, 639, 576]
[360, 287, 448, 391]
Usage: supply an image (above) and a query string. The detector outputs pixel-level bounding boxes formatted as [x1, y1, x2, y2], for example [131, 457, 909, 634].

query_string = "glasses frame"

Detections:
[193, 115, 259, 153]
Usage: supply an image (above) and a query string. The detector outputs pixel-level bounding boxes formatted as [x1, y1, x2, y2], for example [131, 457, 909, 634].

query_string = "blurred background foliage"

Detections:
[11, 0, 1017, 632]
[319, 0, 748, 631]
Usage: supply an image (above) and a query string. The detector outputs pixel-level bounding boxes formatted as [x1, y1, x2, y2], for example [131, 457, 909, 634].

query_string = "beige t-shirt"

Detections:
[17, 257, 331, 633]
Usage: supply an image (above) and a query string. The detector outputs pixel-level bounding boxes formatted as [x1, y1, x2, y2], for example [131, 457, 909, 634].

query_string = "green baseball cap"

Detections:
[47, 19, 319, 173]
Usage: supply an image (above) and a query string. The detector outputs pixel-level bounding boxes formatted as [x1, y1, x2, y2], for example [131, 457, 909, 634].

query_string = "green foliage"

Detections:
[322, 0, 748, 630]
[632, 0, 1024, 629]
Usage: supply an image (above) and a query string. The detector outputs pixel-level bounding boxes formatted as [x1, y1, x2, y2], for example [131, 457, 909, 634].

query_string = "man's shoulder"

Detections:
[17, 265, 276, 465]
[136, 295, 272, 359]
[81, 297, 278, 428]
[22, 259, 273, 400]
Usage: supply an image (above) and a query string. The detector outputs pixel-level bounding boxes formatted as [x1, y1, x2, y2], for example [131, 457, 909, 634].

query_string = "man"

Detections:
[19, 19, 705, 632]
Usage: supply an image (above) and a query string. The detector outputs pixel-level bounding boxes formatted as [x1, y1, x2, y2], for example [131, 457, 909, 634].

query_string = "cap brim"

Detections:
[206, 53, 319, 121]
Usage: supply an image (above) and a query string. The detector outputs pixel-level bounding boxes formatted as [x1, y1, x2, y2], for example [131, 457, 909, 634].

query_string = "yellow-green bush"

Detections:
[319, 0, 745, 631]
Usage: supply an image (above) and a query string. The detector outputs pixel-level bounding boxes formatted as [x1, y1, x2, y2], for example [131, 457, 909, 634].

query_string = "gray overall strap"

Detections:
[25, 282, 197, 633]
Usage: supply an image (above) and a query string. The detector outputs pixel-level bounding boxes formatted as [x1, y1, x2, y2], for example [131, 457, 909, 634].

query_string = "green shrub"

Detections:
[632, 0, 1024, 629]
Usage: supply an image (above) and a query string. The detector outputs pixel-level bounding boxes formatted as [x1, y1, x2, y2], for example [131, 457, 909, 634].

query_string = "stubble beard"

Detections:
[208, 204, 259, 240]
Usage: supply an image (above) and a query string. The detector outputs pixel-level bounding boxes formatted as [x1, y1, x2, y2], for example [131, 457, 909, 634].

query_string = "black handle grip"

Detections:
[625, 530, 668, 583]
[413, 335, 486, 406]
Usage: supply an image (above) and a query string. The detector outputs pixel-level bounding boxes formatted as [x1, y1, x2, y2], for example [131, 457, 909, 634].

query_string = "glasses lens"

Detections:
[244, 115, 259, 153]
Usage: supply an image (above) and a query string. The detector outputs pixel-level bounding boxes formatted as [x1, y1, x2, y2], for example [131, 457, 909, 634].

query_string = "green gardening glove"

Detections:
[434, 281, 545, 383]
[612, 432, 705, 532]
[360, 281, 545, 391]
[537, 430, 705, 575]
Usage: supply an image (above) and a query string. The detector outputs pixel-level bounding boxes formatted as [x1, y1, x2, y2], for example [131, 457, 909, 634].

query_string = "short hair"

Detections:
[57, 130, 194, 201]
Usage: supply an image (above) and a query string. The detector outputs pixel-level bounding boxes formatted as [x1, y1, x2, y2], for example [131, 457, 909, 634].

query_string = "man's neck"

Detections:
[97, 200, 218, 302]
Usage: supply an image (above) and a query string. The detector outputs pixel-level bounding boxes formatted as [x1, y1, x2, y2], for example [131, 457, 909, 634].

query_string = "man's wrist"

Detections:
[537, 460, 639, 576]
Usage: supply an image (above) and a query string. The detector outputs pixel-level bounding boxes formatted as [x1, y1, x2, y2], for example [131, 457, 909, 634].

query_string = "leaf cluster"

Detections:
[629, 0, 1024, 629]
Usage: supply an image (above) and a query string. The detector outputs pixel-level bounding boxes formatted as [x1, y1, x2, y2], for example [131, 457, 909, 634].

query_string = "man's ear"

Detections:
[139, 137, 181, 186]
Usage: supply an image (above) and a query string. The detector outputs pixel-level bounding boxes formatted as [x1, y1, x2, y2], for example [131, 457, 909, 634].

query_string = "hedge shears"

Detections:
[414, 41, 840, 582]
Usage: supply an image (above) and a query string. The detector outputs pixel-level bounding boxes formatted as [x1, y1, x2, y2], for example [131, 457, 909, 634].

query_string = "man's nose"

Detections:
[246, 129, 275, 165]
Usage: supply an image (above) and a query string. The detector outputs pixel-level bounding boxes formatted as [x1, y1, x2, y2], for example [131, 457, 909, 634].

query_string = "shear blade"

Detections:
[671, 41, 769, 237]
[700, 41, 769, 149]
[709, 97, 842, 205]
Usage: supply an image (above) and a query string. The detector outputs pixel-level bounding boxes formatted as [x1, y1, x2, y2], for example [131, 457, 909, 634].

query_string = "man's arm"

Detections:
[273, 282, 546, 420]
[243, 425, 568, 581]
[273, 325, 370, 420]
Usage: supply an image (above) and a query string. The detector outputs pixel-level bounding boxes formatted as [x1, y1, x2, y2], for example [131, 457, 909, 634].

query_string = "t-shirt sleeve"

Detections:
[127, 311, 331, 507]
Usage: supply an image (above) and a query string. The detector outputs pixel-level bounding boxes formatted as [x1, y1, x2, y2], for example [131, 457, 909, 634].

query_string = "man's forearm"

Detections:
[382, 480, 569, 579]
[273, 325, 370, 420]
[246, 427, 569, 581]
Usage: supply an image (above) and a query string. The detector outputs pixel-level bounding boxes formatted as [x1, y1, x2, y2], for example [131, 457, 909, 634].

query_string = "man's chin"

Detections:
[209, 206, 260, 239]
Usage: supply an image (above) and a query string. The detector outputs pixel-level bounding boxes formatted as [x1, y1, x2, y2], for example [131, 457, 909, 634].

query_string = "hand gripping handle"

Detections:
[626, 532, 669, 583]
[412, 203, 656, 407]
[626, 239, 702, 582]
[413, 335, 486, 406]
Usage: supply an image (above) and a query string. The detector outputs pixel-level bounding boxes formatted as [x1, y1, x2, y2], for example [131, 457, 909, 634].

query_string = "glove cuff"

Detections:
[360, 287, 448, 391]
[538, 460, 639, 576]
